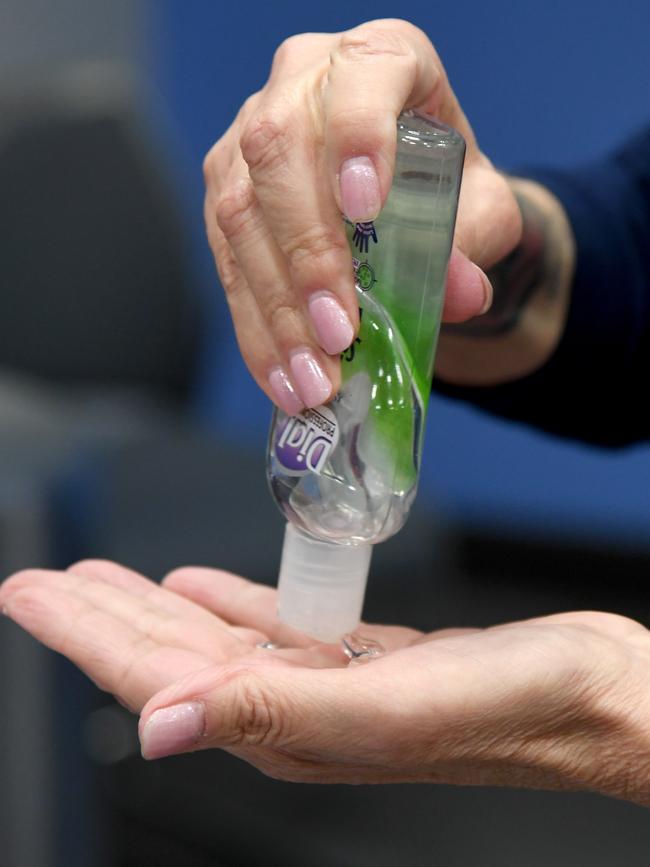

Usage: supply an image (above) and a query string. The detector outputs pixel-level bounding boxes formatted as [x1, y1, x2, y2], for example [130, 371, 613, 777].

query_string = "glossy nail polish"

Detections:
[308, 291, 354, 355]
[289, 349, 332, 407]
[339, 156, 381, 223]
[269, 366, 304, 415]
[140, 702, 205, 760]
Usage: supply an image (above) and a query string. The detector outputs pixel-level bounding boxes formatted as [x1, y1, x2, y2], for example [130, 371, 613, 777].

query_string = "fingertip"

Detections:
[307, 291, 355, 357]
[289, 348, 334, 408]
[339, 156, 382, 223]
[268, 366, 305, 416]
[479, 272, 494, 315]
[0, 583, 49, 629]
[161, 565, 234, 594]
[66, 559, 119, 578]
[443, 249, 492, 323]
[0, 568, 51, 603]
[139, 700, 206, 760]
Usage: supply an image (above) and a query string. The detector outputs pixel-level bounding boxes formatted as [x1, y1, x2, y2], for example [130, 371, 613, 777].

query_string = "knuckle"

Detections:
[336, 27, 417, 67]
[239, 92, 262, 122]
[216, 252, 245, 301]
[240, 107, 292, 175]
[215, 180, 256, 241]
[202, 147, 216, 186]
[210, 233, 244, 300]
[377, 18, 430, 45]
[283, 221, 348, 274]
[232, 670, 284, 748]
[271, 34, 302, 70]
[327, 104, 393, 148]
[265, 298, 301, 336]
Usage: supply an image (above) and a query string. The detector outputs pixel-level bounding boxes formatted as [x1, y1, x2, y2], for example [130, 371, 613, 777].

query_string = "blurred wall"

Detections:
[146, 0, 650, 547]
[0, 5, 142, 866]
[0, 0, 138, 69]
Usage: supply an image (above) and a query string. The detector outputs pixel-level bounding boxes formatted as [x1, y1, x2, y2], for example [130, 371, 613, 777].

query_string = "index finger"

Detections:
[324, 21, 489, 322]
[162, 567, 318, 648]
[325, 18, 478, 222]
[1, 573, 216, 710]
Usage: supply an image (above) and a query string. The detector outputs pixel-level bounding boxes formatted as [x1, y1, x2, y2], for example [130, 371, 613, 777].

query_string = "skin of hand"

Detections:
[203, 19, 522, 415]
[3, 561, 650, 805]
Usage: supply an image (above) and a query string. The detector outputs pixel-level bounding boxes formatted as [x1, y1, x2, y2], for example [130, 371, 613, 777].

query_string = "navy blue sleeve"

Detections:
[436, 126, 650, 447]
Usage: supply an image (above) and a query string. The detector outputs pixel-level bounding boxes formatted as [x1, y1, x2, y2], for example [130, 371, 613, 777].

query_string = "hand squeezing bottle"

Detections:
[267, 111, 465, 642]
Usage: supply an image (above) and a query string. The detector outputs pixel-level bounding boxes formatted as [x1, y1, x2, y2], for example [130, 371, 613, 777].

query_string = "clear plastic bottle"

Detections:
[267, 111, 466, 641]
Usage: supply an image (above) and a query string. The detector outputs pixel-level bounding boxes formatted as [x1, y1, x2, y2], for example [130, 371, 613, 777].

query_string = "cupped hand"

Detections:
[204, 19, 521, 414]
[3, 561, 650, 805]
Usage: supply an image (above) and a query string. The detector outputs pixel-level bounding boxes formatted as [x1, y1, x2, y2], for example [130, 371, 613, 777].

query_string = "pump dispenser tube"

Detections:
[267, 111, 466, 642]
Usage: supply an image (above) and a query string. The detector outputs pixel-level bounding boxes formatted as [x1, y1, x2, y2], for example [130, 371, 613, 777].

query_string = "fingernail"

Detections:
[289, 348, 332, 407]
[268, 366, 304, 416]
[140, 701, 205, 760]
[339, 157, 380, 223]
[308, 291, 354, 355]
[477, 266, 493, 315]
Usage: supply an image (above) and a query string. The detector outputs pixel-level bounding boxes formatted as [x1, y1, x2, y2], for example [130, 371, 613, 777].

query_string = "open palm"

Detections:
[2, 560, 650, 804]
[0, 560, 425, 705]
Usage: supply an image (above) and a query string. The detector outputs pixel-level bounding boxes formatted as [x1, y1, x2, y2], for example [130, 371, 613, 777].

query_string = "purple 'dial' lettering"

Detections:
[275, 408, 338, 475]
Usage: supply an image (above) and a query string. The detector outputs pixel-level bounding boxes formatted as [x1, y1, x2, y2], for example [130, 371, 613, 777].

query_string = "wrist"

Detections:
[515, 633, 650, 805]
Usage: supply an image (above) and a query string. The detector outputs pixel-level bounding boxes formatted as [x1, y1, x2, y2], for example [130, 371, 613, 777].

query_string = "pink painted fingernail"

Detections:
[308, 291, 354, 355]
[339, 157, 381, 222]
[476, 266, 493, 315]
[289, 348, 332, 407]
[140, 702, 205, 760]
[268, 366, 304, 416]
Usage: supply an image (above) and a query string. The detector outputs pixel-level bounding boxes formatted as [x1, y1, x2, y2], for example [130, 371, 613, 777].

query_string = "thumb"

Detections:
[138, 661, 364, 762]
[442, 247, 492, 323]
[441, 165, 522, 324]
[454, 160, 523, 273]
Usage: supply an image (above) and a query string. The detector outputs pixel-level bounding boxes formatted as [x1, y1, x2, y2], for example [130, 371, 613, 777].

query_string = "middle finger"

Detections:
[235, 92, 360, 397]
[3, 568, 255, 660]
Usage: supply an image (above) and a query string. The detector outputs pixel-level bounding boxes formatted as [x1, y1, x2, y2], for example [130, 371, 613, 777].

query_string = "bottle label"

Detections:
[274, 405, 339, 476]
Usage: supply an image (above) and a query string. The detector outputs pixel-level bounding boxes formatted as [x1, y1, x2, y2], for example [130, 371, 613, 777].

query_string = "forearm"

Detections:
[436, 176, 576, 386]
[434, 128, 650, 446]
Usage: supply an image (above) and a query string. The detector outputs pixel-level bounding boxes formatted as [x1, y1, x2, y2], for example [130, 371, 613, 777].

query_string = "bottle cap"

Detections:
[277, 523, 372, 643]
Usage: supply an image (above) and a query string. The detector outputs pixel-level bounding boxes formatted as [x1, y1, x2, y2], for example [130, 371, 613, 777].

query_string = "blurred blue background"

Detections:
[150, 0, 650, 545]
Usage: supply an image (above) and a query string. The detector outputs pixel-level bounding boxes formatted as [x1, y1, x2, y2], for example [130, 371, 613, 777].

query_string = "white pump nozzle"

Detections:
[277, 523, 372, 643]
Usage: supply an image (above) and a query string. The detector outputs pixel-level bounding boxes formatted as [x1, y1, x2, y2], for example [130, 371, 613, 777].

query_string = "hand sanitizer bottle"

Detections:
[267, 111, 465, 642]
